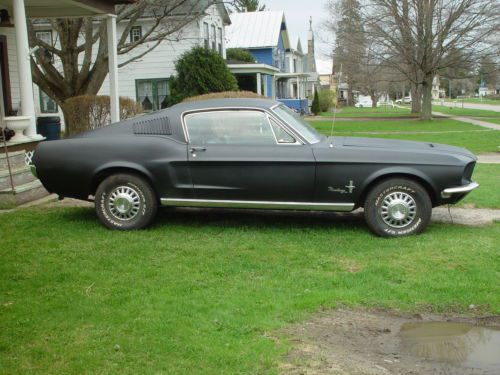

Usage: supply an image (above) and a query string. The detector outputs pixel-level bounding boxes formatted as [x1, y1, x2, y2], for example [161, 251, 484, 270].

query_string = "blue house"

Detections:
[226, 11, 318, 113]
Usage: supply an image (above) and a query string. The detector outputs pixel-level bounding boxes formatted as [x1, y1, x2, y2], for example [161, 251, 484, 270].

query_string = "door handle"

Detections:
[190, 147, 206, 153]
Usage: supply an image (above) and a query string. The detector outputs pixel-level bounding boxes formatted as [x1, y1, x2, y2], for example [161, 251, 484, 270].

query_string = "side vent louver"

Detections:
[133, 117, 172, 135]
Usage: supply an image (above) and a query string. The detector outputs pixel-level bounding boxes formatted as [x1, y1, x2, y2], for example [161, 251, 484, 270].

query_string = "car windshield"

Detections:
[272, 105, 324, 144]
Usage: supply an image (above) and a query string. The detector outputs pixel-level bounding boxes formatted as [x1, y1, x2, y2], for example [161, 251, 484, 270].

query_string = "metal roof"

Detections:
[226, 11, 286, 49]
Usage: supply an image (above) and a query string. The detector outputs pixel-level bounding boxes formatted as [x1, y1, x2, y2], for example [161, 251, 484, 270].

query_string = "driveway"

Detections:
[434, 100, 500, 112]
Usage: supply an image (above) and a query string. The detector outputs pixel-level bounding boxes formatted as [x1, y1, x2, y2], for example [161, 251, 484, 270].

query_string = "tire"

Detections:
[95, 173, 158, 230]
[363, 178, 432, 237]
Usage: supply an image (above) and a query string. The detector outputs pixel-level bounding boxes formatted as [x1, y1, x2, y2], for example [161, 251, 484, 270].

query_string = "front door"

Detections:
[184, 109, 315, 202]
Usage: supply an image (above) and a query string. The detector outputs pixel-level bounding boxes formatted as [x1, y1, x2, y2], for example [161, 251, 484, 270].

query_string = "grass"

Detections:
[458, 164, 500, 209]
[320, 106, 415, 118]
[311, 119, 500, 154]
[458, 98, 500, 106]
[432, 105, 500, 118]
[1, 208, 499, 374]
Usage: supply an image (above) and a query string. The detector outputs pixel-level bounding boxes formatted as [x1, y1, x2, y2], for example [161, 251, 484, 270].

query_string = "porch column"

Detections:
[296, 77, 300, 99]
[263, 74, 268, 97]
[256, 72, 262, 95]
[12, 0, 38, 138]
[107, 15, 120, 123]
[271, 75, 276, 100]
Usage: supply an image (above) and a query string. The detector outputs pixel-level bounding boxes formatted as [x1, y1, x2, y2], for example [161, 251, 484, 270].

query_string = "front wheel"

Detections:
[364, 178, 432, 237]
[95, 173, 158, 230]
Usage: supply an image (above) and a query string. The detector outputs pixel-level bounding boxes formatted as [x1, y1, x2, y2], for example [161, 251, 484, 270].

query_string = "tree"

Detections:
[230, 0, 266, 12]
[28, 0, 216, 133]
[169, 46, 238, 103]
[325, 0, 365, 106]
[311, 89, 320, 115]
[226, 48, 256, 63]
[364, 0, 500, 120]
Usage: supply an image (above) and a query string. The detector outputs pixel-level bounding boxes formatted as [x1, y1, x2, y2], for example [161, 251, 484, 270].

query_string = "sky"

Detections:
[262, 0, 334, 74]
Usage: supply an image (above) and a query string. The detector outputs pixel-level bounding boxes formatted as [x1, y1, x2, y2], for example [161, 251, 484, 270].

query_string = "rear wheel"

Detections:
[364, 178, 432, 237]
[95, 173, 157, 230]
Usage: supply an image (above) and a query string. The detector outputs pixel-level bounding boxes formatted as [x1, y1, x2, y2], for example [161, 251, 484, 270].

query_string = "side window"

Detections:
[270, 118, 296, 144]
[185, 111, 276, 145]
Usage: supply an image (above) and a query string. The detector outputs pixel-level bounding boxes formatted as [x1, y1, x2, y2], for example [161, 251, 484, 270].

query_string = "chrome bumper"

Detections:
[441, 181, 479, 198]
[30, 165, 37, 178]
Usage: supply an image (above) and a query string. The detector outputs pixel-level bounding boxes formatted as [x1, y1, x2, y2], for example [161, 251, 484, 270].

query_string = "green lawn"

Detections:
[459, 164, 500, 209]
[432, 105, 500, 118]
[458, 98, 500, 106]
[1, 208, 499, 374]
[320, 106, 415, 118]
[311, 119, 500, 154]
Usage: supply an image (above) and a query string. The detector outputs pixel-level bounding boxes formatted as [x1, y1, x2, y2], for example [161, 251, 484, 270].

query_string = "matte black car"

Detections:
[32, 98, 479, 237]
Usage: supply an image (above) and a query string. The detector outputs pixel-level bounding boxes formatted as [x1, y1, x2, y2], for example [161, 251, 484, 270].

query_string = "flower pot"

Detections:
[3, 116, 31, 142]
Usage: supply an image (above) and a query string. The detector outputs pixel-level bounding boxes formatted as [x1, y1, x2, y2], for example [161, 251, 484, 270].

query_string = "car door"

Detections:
[184, 109, 315, 202]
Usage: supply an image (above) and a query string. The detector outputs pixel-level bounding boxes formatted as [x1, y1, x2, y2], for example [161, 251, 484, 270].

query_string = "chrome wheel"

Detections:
[380, 191, 417, 228]
[108, 186, 141, 220]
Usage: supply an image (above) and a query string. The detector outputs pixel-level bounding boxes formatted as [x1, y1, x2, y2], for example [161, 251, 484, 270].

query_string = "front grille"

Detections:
[133, 117, 172, 135]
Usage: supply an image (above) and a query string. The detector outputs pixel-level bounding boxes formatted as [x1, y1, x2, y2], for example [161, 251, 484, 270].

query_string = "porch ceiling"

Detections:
[0, 0, 135, 18]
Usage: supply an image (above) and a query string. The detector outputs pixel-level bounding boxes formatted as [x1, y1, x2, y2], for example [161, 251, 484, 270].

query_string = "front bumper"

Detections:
[441, 181, 479, 199]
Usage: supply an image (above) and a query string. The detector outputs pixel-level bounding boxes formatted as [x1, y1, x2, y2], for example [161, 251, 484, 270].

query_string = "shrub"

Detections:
[63, 95, 142, 136]
[318, 88, 335, 112]
[183, 91, 265, 102]
[226, 48, 256, 63]
[311, 89, 320, 115]
[169, 47, 238, 105]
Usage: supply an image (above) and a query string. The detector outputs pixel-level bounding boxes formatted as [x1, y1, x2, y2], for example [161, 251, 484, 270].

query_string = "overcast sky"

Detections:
[263, 0, 334, 74]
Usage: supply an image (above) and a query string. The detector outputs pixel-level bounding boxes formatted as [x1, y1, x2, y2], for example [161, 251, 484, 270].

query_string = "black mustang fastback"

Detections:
[32, 98, 478, 237]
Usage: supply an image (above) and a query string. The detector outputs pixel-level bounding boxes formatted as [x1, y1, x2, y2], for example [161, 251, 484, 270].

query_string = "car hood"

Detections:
[340, 136, 477, 159]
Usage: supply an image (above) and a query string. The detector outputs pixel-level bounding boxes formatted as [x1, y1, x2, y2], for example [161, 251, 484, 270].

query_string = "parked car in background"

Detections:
[32, 98, 479, 237]
[396, 96, 412, 104]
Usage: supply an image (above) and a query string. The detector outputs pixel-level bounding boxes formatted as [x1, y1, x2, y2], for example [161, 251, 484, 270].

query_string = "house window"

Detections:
[39, 90, 58, 113]
[35, 30, 53, 61]
[217, 27, 223, 55]
[203, 22, 209, 49]
[136, 79, 170, 111]
[130, 26, 142, 43]
[211, 25, 216, 51]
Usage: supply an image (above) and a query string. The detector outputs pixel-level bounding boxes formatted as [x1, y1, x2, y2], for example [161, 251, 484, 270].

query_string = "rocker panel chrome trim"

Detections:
[161, 198, 355, 211]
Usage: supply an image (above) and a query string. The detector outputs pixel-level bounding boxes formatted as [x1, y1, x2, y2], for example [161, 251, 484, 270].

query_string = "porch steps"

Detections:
[0, 150, 26, 169]
[0, 150, 50, 209]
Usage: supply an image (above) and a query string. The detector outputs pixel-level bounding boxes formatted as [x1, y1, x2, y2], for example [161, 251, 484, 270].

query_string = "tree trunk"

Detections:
[421, 73, 433, 120]
[60, 101, 76, 137]
[410, 83, 422, 113]
[370, 90, 377, 108]
[347, 86, 353, 106]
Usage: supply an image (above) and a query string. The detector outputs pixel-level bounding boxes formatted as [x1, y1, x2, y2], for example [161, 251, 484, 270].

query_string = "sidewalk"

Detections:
[432, 111, 500, 130]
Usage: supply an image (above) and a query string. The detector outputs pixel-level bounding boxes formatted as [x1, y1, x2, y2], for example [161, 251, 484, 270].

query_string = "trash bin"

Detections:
[37, 116, 61, 141]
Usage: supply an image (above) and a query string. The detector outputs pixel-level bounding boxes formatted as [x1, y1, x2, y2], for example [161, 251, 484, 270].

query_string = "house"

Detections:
[27, 1, 230, 123]
[0, 0, 127, 207]
[0, 0, 126, 143]
[225, 10, 320, 113]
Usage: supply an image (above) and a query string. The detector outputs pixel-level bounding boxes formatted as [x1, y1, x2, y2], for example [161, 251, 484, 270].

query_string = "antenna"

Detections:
[329, 63, 342, 144]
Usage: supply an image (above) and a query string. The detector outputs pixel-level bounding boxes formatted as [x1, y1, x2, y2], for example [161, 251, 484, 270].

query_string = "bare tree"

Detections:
[364, 0, 500, 120]
[28, 0, 215, 132]
[325, 0, 366, 106]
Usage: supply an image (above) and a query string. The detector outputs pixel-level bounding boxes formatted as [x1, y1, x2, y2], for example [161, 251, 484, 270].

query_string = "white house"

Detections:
[1, 1, 230, 136]
[0, 0, 125, 142]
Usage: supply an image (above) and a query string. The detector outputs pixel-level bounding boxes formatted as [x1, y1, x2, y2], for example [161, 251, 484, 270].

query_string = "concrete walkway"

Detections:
[477, 153, 500, 164]
[434, 100, 500, 112]
[432, 111, 500, 130]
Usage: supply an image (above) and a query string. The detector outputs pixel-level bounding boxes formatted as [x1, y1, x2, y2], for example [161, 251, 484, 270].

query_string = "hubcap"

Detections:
[108, 186, 141, 220]
[380, 192, 417, 228]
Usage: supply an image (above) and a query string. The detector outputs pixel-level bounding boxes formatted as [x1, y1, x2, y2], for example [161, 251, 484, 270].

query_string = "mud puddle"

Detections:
[400, 322, 500, 373]
[278, 309, 500, 374]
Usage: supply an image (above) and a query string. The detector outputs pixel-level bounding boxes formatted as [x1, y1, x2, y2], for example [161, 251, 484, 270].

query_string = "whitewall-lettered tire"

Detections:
[364, 178, 432, 237]
[95, 173, 157, 230]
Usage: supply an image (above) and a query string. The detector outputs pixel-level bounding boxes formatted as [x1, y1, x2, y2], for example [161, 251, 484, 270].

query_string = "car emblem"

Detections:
[328, 180, 356, 194]
[345, 180, 356, 193]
